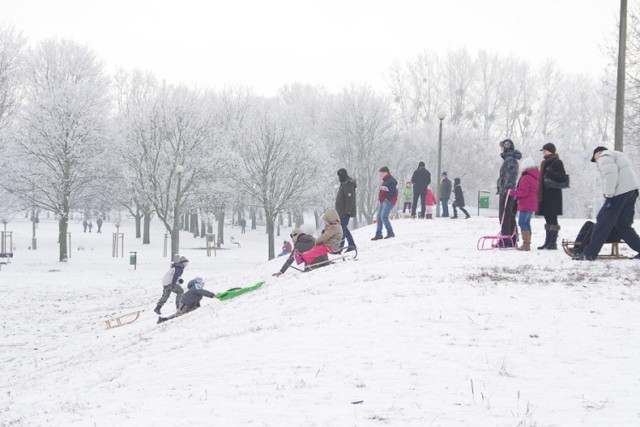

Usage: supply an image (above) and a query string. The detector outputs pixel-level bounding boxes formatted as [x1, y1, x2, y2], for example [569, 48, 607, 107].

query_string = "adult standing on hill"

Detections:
[575, 147, 640, 261]
[497, 139, 522, 247]
[335, 168, 357, 250]
[372, 166, 398, 240]
[439, 172, 452, 217]
[411, 161, 431, 219]
[537, 143, 567, 250]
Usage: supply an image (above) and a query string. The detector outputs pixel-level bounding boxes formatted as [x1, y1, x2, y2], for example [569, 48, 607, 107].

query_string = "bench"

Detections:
[0, 253, 14, 271]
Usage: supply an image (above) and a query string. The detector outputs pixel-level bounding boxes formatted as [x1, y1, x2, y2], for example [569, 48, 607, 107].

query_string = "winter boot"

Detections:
[157, 317, 168, 324]
[546, 225, 560, 250]
[154, 304, 162, 315]
[538, 224, 551, 250]
[518, 231, 531, 251]
[426, 214, 433, 219]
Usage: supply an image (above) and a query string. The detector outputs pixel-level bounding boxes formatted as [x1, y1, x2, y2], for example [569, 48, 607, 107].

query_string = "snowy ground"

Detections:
[1, 215, 640, 426]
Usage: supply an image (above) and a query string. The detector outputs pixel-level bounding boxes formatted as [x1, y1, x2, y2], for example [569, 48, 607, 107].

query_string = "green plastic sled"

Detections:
[216, 282, 264, 301]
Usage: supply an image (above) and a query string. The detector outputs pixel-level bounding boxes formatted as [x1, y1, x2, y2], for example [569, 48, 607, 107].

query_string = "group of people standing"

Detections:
[82, 217, 103, 233]
[498, 139, 640, 260]
[402, 163, 470, 220]
[498, 140, 568, 251]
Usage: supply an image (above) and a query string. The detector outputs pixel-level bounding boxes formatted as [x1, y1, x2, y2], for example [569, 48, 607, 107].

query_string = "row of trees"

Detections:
[1, 9, 638, 261]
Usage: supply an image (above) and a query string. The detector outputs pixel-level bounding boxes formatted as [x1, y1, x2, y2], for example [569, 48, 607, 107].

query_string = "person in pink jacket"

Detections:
[510, 157, 540, 251]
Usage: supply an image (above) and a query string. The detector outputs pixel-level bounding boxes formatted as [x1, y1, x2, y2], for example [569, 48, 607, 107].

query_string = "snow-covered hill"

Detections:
[2, 217, 640, 426]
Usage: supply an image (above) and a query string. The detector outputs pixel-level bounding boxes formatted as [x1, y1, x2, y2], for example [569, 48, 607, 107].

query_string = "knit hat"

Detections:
[541, 143, 556, 154]
[519, 157, 537, 171]
[441, 172, 448, 177]
[418, 161, 425, 168]
[290, 228, 304, 243]
[178, 256, 189, 264]
[188, 277, 204, 290]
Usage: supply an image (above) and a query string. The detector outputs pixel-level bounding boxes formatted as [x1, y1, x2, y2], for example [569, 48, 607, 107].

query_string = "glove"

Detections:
[272, 272, 283, 278]
[178, 278, 184, 284]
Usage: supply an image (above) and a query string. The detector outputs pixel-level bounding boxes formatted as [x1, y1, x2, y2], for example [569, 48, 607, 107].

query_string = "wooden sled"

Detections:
[105, 311, 141, 329]
[561, 239, 627, 259]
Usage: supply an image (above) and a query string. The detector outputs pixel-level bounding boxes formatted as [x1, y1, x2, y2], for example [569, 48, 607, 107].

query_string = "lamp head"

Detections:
[437, 111, 446, 121]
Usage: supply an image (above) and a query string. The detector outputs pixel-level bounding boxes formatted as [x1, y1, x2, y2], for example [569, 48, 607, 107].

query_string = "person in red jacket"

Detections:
[372, 167, 398, 240]
[425, 187, 437, 219]
[510, 157, 540, 251]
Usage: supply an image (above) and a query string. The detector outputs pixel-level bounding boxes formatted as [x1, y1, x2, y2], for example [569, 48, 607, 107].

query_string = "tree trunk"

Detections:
[59, 215, 68, 262]
[192, 213, 199, 237]
[287, 211, 292, 227]
[314, 211, 320, 230]
[200, 219, 206, 238]
[251, 207, 257, 230]
[217, 206, 225, 246]
[134, 212, 142, 239]
[295, 212, 303, 228]
[266, 211, 275, 260]
[143, 212, 151, 244]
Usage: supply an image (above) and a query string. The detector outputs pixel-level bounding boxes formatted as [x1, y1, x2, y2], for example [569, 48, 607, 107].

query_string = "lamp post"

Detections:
[172, 164, 184, 261]
[614, 0, 627, 152]
[436, 111, 446, 218]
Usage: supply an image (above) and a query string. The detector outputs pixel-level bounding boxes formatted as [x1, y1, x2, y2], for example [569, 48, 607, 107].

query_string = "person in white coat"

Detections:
[575, 147, 640, 260]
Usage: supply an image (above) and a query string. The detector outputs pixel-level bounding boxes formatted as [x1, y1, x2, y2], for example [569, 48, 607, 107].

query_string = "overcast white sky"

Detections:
[0, 0, 620, 95]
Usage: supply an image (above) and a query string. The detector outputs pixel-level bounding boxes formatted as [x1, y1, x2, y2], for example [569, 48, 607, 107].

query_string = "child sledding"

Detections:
[157, 277, 216, 323]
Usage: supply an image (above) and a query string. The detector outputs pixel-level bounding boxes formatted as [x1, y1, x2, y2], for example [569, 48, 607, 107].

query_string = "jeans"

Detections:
[584, 190, 640, 258]
[376, 200, 395, 237]
[441, 199, 449, 217]
[412, 191, 426, 218]
[518, 211, 534, 232]
[340, 214, 356, 248]
[402, 202, 412, 213]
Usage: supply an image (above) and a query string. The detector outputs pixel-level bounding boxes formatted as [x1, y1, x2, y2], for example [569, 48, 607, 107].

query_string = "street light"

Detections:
[172, 164, 184, 261]
[436, 111, 446, 218]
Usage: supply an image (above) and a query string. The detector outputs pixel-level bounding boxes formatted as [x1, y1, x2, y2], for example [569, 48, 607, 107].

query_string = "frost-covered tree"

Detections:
[326, 85, 397, 224]
[8, 39, 110, 261]
[235, 103, 318, 259]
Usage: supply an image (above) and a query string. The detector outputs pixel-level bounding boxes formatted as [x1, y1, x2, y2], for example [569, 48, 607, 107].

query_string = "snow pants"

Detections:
[157, 284, 184, 309]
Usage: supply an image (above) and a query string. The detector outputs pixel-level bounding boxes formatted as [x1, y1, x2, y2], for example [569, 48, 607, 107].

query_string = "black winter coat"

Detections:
[280, 234, 327, 273]
[180, 287, 215, 308]
[335, 178, 357, 217]
[453, 185, 465, 207]
[411, 167, 431, 193]
[440, 178, 452, 201]
[537, 155, 565, 216]
[497, 150, 523, 195]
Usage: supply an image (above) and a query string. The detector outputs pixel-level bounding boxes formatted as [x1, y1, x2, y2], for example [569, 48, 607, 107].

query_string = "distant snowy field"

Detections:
[1, 215, 640, 426]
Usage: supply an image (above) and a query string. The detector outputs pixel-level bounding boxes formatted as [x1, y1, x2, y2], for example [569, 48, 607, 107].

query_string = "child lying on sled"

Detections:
[294, 208, 344, 265]
[157, 277, 216, 323]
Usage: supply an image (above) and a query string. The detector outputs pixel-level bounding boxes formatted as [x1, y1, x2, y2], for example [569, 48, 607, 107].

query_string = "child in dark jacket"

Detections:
[451, 178, 471, 219]
[157, 277, 216, 324]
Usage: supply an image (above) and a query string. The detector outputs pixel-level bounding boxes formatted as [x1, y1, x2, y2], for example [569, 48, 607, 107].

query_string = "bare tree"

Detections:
[7, 39, 110, 261]
[236, 104, 318, 259]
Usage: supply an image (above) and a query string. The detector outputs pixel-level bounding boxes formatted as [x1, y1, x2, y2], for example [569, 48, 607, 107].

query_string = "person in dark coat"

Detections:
[96, 217, 103, 233]
[157, 277, 216, 323]
[240, 218, 246, 234]
[82, 220, 88, 233]
[497, 139, 522, 247]
[537, 143, 567, 250]
[335, 168, 357, 250]
[411, 161, 431, 219]
[451, 178, 471, 219]
[273, 229, 328, 277]
[439, 173, 452, 217]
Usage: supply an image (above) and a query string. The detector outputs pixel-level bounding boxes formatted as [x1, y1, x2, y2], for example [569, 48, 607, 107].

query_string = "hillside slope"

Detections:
[2, 218, 640, 426]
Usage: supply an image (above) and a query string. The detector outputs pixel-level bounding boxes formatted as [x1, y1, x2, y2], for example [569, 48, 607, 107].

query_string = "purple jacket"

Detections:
[511, 169, 540, 212]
